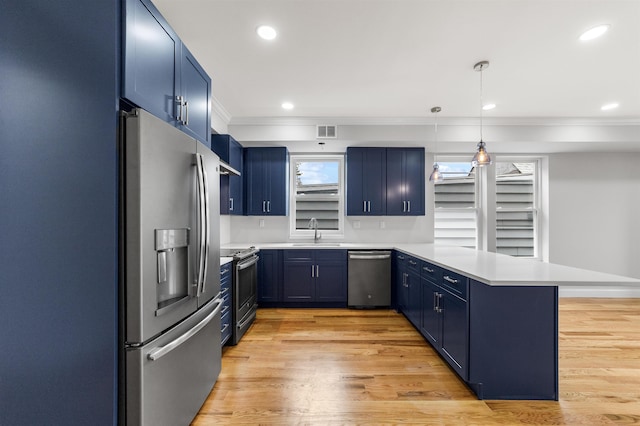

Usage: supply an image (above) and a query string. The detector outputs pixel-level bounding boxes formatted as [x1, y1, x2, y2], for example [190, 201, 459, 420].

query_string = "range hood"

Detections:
[219, 160, 240, 176]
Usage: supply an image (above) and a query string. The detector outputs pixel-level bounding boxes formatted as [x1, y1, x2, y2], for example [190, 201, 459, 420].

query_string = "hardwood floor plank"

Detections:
[192, 299, 640, 425]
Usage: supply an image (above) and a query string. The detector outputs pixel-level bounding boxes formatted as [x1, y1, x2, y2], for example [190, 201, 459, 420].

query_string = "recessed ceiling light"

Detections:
[579, 24, 610, 41]
[482, 103, 496, 111]
[601, 102, 619, 111]
[256, 25, 277, 40]
[281, 102, 294, 110]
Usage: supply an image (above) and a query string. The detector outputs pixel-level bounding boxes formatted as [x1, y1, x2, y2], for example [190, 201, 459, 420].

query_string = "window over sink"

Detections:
[289, 155, 344, 238]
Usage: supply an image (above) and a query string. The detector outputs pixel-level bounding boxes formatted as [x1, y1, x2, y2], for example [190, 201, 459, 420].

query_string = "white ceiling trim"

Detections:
[229, 116, 640, 127]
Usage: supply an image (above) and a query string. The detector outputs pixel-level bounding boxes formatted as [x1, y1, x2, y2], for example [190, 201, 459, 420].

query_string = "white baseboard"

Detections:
[559, 286, 640, 298]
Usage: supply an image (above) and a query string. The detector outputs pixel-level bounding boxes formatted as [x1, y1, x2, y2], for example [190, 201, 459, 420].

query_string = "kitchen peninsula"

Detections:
[225, 242, 640, 400]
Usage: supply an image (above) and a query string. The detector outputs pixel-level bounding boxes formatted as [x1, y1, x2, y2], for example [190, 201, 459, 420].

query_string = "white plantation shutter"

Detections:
[434, 165, 477, 249]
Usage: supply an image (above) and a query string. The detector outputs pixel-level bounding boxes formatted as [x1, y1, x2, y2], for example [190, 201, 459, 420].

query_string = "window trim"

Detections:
[288, 154, 345, 240]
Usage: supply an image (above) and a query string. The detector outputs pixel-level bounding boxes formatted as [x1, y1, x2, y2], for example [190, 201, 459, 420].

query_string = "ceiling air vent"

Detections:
[316, 125, 337, 139]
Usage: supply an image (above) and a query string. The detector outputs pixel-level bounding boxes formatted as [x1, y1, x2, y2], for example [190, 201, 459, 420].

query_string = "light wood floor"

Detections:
[193, 299, 640, 425]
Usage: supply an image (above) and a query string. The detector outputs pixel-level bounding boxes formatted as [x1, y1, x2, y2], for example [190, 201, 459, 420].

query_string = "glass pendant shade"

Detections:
[471, 141, 492, 167]
[429, 163, 442, 182]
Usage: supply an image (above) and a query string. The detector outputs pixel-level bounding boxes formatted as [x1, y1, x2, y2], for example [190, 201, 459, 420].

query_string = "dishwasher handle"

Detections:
[348, 251, 391, 260]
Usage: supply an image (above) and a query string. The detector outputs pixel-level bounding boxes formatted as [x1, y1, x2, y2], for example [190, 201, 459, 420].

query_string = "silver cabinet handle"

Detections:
[267, 200, 271, 213]
[409, 260, 417, 266]
[397, 255, 405, 260]
[311, 265, 315, 277]
[433, 292, 438, 311]
[262, 200, 266, 212]
[423, 266, 434, 273]
[175, 95, 184, 123]
[367, 201, 371, 212]
[148, 298, 223, 361]
[221, 323, 230, 334]
[316, 265, 319, 277]
[230, 198, 234, 211]
[363, 200, 367, 212]
[407, 201, 411, 212]
[444, 275, 458, 284]
[184, 100, 189, 125]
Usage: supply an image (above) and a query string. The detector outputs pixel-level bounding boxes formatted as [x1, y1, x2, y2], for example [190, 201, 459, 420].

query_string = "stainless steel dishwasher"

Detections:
[348, 251, 392, 308]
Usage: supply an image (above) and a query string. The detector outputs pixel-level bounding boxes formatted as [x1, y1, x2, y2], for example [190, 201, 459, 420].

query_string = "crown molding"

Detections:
[211, 94, 232, 124]
[228, 116, 640, 127]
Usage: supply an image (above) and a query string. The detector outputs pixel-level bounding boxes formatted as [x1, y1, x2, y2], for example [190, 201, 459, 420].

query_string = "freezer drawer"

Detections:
[125, 297, 222, 426]
[348, 251, 392, 307]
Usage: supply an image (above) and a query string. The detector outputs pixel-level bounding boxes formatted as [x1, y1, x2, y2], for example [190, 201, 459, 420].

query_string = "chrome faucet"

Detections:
[308, 217, 321, 242]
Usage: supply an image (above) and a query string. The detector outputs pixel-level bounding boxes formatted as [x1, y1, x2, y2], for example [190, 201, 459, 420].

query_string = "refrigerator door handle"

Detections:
[147, 298, 223, 362]
[200, 154, 211, 296]
[195, 154, 207, 296]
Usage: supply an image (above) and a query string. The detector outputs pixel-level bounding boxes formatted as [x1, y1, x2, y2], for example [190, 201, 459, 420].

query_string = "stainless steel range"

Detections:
[220, 247, 259, 345]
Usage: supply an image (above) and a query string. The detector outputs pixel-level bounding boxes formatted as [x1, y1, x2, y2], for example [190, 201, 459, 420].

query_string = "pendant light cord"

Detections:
[479, 65, 483, 142]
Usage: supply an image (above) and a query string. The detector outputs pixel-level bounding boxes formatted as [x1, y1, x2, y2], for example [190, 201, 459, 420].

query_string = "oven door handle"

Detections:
[237, 308, 257, 330]
[236, 255, 259, 271]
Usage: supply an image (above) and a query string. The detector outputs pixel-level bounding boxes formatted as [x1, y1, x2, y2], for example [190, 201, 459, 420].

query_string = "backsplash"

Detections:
[225, 215, 434, 244]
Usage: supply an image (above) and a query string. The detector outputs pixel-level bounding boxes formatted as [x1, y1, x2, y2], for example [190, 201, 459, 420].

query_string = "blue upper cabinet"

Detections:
[244, 147, 289, 216]
[179, 46, 212, 145]
[212, 134, 244, 215]
[346, 147, 387, 215]
[123, 0, 211, 146]
[386, 148, 425, 215]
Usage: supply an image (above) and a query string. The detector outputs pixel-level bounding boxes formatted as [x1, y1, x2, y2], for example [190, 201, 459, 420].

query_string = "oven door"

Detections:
[235, 254, 258, 325]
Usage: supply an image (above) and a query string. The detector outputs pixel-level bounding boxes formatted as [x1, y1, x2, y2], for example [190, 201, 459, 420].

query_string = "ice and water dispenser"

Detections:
[154, 228, 190, 315]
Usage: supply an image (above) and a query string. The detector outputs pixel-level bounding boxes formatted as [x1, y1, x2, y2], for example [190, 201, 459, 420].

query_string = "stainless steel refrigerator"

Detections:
[120, 108, 222, 426]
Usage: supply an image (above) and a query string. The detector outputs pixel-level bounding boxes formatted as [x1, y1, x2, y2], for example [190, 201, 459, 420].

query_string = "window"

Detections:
[434, 158, 543, 258]
[434, 162, 477, 248]
[495, 161, 539, 258]
[289, 155, 344, 238]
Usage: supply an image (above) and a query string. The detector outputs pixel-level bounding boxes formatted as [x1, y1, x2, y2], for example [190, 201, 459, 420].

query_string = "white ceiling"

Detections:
[153, 0, 640, 123]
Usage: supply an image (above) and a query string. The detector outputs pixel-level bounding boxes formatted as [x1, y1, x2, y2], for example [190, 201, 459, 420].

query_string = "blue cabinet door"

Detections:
[440, 289, 469, 380]
[258, 250, 281, 303]
[405, 266, 422, 329]
[395, 253, 409, 312]
[244, 147, 288, 216]
[212, 135, 244, 215]
[264, 147, 288, 215]
[283, 262, 315, 302]
[421, 278, 441, 345]
[179, 45, 211, 146]
[387, 148, 425, 215]
[228, 138, 244, 215]
[123, 0, 179, 125]
[315, 262, 347, 302]
[346, 147, 386, 215]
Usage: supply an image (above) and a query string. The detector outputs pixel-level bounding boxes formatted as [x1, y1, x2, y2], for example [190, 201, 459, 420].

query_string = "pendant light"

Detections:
[471, 60, 492, 167]
[428, 106, 442, 182]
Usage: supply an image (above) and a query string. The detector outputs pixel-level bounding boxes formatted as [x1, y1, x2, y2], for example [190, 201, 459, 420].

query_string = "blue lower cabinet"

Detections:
[418, 267, 469, 380]
[282, 250, 347, 305]
[408, 254, 558, 400]
[258, 250, 282, 304]
[220, 262, 232, 345]
[468, 281, 558, 400]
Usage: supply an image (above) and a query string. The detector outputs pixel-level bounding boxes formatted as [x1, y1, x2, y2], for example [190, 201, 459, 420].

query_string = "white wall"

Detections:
[549, 152, 640, 296]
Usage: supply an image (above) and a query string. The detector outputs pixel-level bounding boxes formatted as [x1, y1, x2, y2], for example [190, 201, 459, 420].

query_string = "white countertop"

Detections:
[222, 242, 640, 287]
[221, 256, 234, 265]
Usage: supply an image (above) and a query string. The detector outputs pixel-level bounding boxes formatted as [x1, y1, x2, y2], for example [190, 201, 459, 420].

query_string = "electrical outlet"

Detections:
[353, 221, 361, 229]
[259, 219, 265, 228]
[380, 221, 386, 229]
